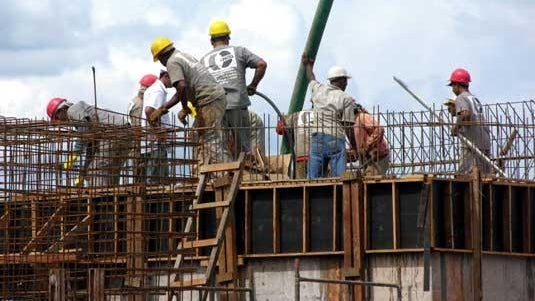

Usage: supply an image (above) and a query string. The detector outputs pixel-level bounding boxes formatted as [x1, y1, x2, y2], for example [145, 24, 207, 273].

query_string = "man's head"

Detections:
[46, 97, 72, 122]
[159, 70, 172, 88]
[327, 66, 351, 91]
[443, 98, 456, 117]
[448, 68, 471, 96]
[353, 103, 367, 115]
[150, 36, 175, 66]
[209, 20, 231, 47]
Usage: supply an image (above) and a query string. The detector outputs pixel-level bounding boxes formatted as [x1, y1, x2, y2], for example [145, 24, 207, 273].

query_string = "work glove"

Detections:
[187, 102, 197, 118]
[178, 109, 189, 126]
[149, 106, 169, 124]
[276, 119, 285, 135]
[63, 154, 79, 170]
[74, 176, 84, 187]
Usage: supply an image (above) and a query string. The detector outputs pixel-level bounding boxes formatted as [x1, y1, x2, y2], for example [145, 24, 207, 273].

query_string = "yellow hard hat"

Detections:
[150, 37, 173, 62]
[209, 20, 231, 37]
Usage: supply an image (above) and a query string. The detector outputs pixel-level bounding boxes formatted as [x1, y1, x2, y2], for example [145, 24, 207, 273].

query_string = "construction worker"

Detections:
[142, 70, 173, 183]
[301, 54, 355, 178]
[447, 68, 492, 174]
[201, 20, 268, 159]
[353, 104, 389, 176]
[127, 74, 158, 127]
[276, 110, 313, 179]
[149, 37, 231, 167]
[47, 98, 133, 187]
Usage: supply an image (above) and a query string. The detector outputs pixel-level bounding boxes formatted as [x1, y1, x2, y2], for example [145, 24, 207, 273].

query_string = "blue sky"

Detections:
[1, 0, 534, 118]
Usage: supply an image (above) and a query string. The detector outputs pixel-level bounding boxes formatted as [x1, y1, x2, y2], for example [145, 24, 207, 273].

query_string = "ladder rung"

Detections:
[192, 201, 230, 210]
[170, 277, 206, 288]
[181, 238, 218, 249]
[199, 161, 241, 174]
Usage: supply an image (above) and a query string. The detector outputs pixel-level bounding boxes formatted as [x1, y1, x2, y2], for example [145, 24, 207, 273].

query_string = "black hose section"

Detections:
[253, 91, 297, 179]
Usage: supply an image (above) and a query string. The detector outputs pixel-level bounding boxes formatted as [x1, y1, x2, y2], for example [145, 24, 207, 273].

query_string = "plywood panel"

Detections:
[309, 187, 334, 252]
[279, 188, 303, 253]
[398, 182, 423, 248]
[368, 183, 394, 250]
[251, 189, 273, 254]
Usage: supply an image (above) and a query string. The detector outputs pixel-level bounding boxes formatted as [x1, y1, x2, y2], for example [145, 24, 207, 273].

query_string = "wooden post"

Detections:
[88, 268, 105, 301]
[126, 194, 145, 301]
[341, 172, 365, 301]
[215, 177, 239, 301]
[49, 268, 67, 301]
[471, 168, 482, 301]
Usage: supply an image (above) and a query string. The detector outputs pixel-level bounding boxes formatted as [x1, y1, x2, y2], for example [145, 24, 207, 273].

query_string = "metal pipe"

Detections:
[282, 0, 334, 154]
[393, 76, 506, 177]
[297, 276, 402, 301]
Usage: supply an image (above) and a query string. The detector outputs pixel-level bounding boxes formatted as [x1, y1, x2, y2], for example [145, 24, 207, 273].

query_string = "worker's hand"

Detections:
[451, 125, 459, 136]
[149, 106, 169, 124]
[246, 84, 257, 96]
[74, 176, 84, 187]
[301, 53, 314, 66]
[276, 119, 285, 135]
[63, 154, 79, 170]
[178, 109, 189, 126]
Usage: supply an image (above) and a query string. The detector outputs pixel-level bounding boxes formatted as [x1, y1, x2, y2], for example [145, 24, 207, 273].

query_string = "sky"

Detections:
[1, 0, 535, 119]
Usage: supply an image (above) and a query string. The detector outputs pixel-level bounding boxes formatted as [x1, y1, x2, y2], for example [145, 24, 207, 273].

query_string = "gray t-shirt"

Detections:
[455, 91, 491, 152]
[166, 49, 226, 107]
[201, 45, 261, 109]
[309, 80, 355, 139]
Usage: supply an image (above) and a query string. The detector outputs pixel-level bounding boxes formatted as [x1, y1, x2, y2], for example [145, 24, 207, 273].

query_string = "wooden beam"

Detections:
[273, 188, 280, 254]
[47, 215, 92, 252]
[88, 268, 105, 301]
[49, 268, 67, 301]
[471, 168, 482, 301]
[22, 200, 67, 254]
[303, 187, 309, 253]
[392, 182, 400, 249]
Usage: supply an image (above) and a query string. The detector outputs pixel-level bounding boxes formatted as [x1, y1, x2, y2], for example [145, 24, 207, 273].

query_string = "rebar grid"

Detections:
[0, 100, 532, 299]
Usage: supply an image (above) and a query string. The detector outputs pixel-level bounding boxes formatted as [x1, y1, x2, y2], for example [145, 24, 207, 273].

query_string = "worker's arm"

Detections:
[247, 59, 268, 95]
[167, 80, 189, 111]
[301, 53, 315, 82]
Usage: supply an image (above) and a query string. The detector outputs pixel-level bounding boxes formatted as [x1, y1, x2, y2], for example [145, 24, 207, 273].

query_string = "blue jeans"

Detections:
[308, 133, 346, 179]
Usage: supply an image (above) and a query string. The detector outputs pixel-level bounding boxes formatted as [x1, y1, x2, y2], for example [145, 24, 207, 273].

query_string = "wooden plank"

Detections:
[31, 199, 38, 240]
[47, 215, 92, 252]
[471, 168, 482, 301]
[49, 268, 67, 301]
[363, 183, 369, 250]
[199, 161, 241, 174]
[169, 277, 206, 288]
[0, 253, 78, 264]
[182, 238, 219, 249]
[88, 268, 105, 301]
[0, 209, 9, 229]
[192, 201, 230, 210]
[463, 183, 472, 249]
[303, 187, 309, 253]
[22, 200, 67, 254]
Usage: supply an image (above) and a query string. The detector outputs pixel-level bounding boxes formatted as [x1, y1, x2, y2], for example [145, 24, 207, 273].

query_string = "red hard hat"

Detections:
[46, 97, 67, 119]
[139, 74, 158, 87]
[448, 68, 471, 84]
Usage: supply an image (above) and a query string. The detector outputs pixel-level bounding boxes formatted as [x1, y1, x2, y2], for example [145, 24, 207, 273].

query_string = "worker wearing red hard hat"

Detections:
[47, 97, 133, 187]
[447, 68, 491, 175]
[127, 74, 158, 127]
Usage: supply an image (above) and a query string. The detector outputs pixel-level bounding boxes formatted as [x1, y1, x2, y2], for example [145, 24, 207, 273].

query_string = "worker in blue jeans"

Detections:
[302, 54, 355, 178]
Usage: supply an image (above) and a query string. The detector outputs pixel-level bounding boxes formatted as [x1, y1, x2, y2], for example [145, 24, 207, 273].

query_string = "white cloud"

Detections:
[1, 0, 535, 120]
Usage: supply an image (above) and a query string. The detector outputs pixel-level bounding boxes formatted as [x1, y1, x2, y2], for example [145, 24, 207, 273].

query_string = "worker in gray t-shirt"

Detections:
[201, 20, 268, 159]
[447, 68, 492, 175]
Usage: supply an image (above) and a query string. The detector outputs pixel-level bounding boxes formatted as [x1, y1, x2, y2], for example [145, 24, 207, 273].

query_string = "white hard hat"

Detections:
[327, 66, 351, 80]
